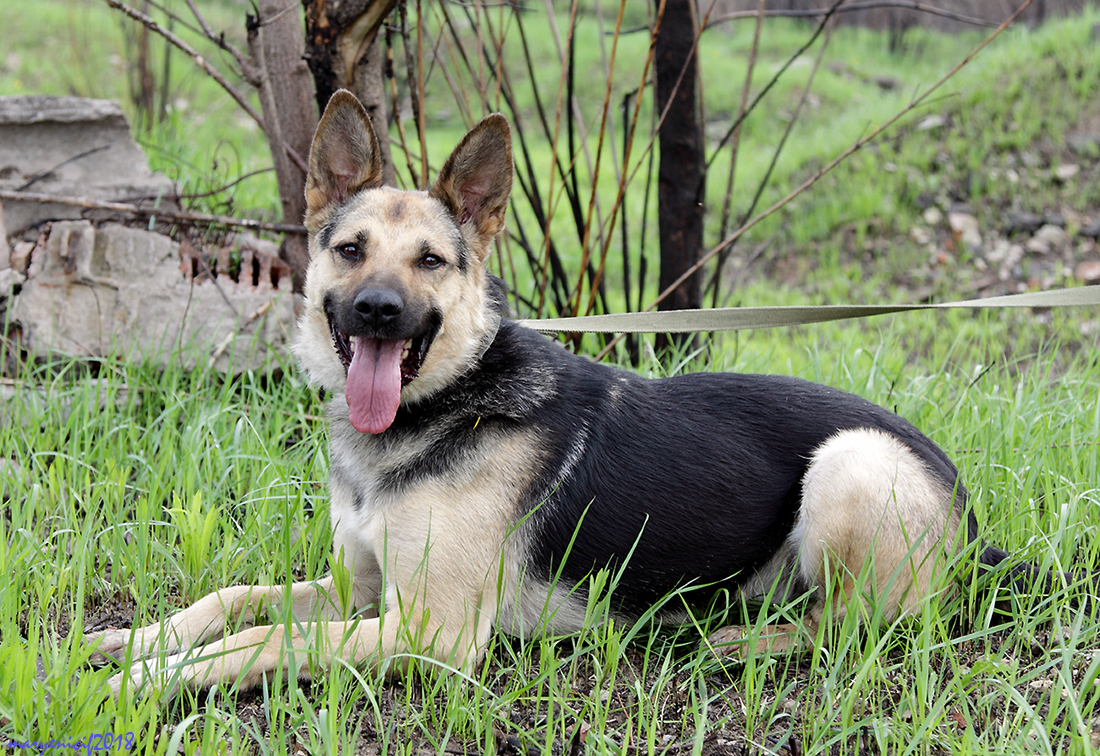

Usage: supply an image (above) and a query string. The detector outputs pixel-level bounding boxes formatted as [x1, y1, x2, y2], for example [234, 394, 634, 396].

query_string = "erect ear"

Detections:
[429, 113, 513, 259]
[304, 90, 384, 229]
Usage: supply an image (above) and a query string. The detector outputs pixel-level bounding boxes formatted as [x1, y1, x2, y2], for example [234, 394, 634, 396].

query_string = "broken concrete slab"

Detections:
[9, 221, 295, 373]
[0, 96, 176, 233]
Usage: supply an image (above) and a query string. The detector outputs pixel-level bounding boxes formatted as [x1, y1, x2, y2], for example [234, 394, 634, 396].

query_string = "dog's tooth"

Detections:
[401, 340, 411, 361]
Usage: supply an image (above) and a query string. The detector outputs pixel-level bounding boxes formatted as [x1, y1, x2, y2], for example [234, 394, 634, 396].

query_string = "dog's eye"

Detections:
[336, 243, 360, 261]
[420, 253, 444, 270]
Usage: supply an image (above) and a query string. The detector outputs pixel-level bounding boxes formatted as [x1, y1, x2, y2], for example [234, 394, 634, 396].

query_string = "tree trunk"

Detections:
[302, 0, 397, 185]
[653, 0, 705, 354]
[247, 0, 318, 293]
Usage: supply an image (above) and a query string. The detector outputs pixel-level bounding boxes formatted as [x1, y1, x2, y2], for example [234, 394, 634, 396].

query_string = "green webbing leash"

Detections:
[517, 285, 1100, 334]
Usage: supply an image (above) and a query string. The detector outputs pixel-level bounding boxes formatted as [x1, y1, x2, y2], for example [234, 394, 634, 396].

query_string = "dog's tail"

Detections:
[974, 541, 1097, 604]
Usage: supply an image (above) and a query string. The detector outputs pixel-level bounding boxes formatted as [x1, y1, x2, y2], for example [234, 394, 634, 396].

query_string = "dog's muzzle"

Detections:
[323, 292, 438, 434]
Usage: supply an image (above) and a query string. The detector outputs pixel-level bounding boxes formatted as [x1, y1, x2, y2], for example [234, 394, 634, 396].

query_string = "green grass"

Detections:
[2, 308, 1099, 754]
[3, 2, 1100, 753]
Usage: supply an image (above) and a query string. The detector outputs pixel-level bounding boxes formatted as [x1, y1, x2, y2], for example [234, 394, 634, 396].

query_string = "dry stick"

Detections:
[709, 20, 834, 312]
[584, 0, 725, 317]
[594, 0, 621, 178]
[574, 0, 668, 318]
[474, 0, 486, 105]
[713, 12, 835, 306]
[566, 0, 627, 317]
[415, 0, 429, 189]
[103, 0, 308, 175]
[181, 0, 253, 74]
[0, 189, 306, 234]
[593, 0, 1036, 362]
[17, 146, 111, 192]
[432, 7, 475, 126]
[707, 1, 994, 29]
[705, 0, 844, 173]
[500, 7, 586, 313]
[524, 0, 588, 277]
[489, 6, 511, 113]
[710, 0, 765, 308]
[536, 0, 582, 317]
[385, 26, 420, 189]
[207, 299, 274, 369]
[459, 6, 568, 312]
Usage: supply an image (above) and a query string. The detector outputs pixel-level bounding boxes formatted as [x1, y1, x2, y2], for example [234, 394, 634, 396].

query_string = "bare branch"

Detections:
[705, 0, 844, 171]
[181, 0, 255, 78]
[710, 0, 765, 307]
[594, 0, 1036, 360]
[706, 2, 995, 30]
[657, 0, 1035, 312]
[103, 0, 308, 174]
[0, 189, 306, 235]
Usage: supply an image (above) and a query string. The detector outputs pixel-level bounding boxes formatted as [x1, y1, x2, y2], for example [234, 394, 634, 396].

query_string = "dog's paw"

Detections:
[84, 624, 182, 667]
[84, 628, 132, 666]
[705, 622, 811, 658]
[106, 654, 186, 700]
[704, 626, 749, 659]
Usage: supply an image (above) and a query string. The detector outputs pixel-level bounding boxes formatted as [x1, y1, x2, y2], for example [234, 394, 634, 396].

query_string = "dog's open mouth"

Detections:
[328, 317, 433, 434]
[329, 320, 429, 384]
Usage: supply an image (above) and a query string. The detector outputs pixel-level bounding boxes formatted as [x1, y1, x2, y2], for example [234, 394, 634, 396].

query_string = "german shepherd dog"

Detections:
[88, 91, 1046, 696]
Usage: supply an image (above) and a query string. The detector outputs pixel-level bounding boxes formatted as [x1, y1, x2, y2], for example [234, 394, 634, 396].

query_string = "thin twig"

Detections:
[584, 0, 725, 317]
[537, 0, 582, 317]
[593, 0, 1036, 361]
[724, 10, 835, 282]
[181, 0, 255, 78]
[16, 146, 112, 192]
[0, 189, 306, 234]
[707, 1, 995, 30]
[567, 1, 626, 317]
[710, 0, 764, 308]
[103, 0, 307, 175]
[207, 299, 275, 369]
[384, 25, 420, 189]
[705, 0, 844, 172]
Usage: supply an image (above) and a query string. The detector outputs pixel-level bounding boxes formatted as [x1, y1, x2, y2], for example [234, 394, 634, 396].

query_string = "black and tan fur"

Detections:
[88, 91, 1043, 696]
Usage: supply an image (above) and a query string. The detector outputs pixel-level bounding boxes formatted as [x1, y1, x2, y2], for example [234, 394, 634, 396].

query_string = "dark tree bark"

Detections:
[247, 0, 318, 292]
[653, 0, 706, 353]
[302, 0, 397, 185]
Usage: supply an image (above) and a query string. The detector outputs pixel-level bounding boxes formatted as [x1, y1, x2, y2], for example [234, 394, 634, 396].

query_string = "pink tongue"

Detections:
[345, 337, 405, 434]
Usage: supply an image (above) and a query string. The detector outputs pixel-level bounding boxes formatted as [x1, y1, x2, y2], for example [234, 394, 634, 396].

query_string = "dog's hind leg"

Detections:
[707, 428, 963, 659]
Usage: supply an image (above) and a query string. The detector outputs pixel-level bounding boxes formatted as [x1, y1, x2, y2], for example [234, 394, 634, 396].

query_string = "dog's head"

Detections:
[293, 90, 513, 434]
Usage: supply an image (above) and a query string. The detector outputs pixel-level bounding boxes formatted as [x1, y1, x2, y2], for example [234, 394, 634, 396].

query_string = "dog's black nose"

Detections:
[353, 287, 404, 328]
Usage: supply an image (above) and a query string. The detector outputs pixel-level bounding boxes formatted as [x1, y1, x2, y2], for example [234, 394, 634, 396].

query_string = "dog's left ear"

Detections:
[429, 113, 513, 259]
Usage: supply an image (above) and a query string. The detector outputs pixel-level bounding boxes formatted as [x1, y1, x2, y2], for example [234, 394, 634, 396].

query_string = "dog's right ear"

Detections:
[305, 90, 384, 229]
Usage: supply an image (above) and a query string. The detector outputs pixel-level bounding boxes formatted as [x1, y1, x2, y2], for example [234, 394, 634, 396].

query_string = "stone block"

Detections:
[0, 96, 177, 232]
[10, 222, 294, 372]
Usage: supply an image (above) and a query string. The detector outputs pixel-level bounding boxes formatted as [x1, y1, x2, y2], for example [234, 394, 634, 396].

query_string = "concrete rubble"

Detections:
[0, 96, 296, 372]
[0, 95, 178, 232]
[4, 221, 295, 372]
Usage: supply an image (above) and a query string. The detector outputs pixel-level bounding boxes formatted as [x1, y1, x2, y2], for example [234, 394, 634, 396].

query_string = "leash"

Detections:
[516, 285, 1100, 334]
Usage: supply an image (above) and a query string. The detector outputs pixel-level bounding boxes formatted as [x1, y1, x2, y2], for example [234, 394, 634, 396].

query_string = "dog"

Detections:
[87, 90, 1047, 696]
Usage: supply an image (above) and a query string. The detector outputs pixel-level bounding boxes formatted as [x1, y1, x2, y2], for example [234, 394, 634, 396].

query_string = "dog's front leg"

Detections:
[107, 587, 495, 697]
[86, 534, 382, 665]
[85, 577, 346, 664]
